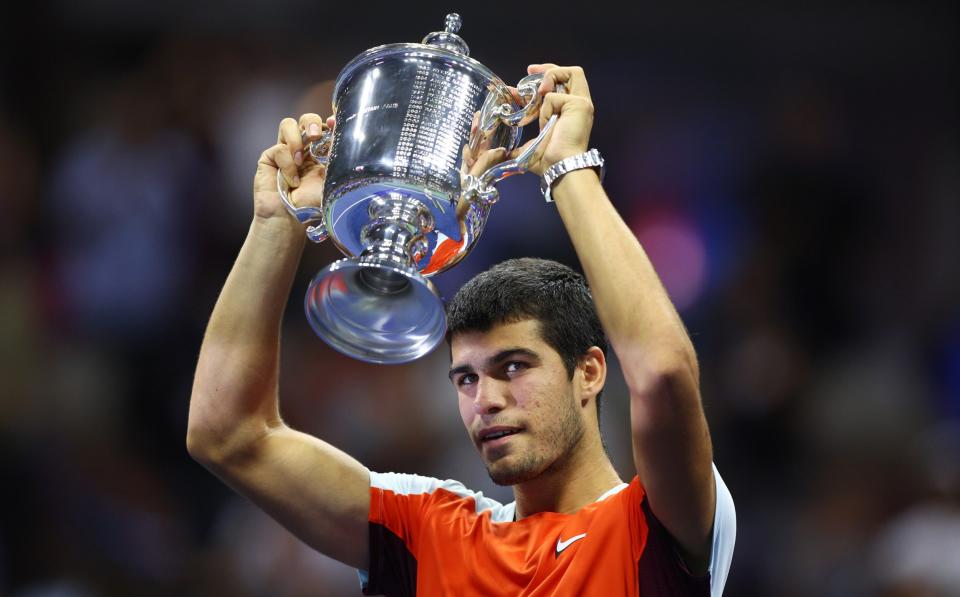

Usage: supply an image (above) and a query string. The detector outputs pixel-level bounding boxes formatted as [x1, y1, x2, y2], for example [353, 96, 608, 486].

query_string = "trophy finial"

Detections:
[422, 13, 470, 55]
[445, 13, 462, 34]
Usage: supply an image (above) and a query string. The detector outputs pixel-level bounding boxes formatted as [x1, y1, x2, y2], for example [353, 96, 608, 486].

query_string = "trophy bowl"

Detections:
[279, 13, 558, 364]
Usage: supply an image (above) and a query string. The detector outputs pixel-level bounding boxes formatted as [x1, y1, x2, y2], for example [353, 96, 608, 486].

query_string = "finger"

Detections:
[468, 147, 508, 177]
[277, 117, 304, 166]
[537, 91, 594, 130]
[326, 116, 335, 130]
[528, 63, 559, 94]
[299, 113, 326, 142]
[538, 92, 566, 130]
[505, 86, 524, 105]
[265, 143, 300, 189]
[539, 65, 590, 99]
[527, 63, 558, 75]
[297, 113, 330, 165]
[507, 137, 538, 162]
[470, 109, 480, 137]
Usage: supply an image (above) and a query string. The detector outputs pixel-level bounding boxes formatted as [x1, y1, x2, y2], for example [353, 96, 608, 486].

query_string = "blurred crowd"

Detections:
[0, 3, 957, 596]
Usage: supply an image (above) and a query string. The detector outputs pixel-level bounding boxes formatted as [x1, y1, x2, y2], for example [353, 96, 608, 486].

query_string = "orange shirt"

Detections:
[361, 470, 734, 596]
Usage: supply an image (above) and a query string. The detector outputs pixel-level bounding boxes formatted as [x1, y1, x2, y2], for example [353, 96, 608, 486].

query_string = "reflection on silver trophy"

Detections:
[279, 14, 559, 364]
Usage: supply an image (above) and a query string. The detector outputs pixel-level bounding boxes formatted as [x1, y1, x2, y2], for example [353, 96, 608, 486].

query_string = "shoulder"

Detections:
[369, 471, 515, 522]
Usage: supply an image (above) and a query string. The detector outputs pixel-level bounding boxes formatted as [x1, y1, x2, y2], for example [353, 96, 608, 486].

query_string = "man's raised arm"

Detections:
[525, 64, 716, 572]
[186, 114, 370, 569]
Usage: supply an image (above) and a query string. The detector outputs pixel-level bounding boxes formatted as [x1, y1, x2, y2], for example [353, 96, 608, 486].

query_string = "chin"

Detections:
[487, 468, 534, 487]
[485, 454, 544, 486]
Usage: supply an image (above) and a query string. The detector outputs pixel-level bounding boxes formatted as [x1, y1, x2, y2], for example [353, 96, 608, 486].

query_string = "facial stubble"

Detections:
[484, 387, 586, 486]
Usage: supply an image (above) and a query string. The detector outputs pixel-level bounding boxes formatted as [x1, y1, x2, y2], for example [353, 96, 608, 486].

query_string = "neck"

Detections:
[512, 430, 622, 518]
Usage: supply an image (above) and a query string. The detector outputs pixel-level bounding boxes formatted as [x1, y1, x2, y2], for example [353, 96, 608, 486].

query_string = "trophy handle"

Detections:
[464, 76, 566, 205]
[276, 129, 333, 243]
[498, 73, 548, 127]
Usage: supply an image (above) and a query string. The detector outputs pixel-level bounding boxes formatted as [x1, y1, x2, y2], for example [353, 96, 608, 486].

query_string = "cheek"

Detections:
[512, 378, 538, 406]
[457, 395, 472, 425]
[529, 383, 572, 427]
[516, 382, 555, 425]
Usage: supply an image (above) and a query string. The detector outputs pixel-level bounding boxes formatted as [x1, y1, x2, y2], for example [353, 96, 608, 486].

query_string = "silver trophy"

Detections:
[279, 14, 559, 364]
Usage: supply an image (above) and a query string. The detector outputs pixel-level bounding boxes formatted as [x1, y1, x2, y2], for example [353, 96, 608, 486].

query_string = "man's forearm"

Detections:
[187, 216, 306, 462]
[551, 170, 697, 385]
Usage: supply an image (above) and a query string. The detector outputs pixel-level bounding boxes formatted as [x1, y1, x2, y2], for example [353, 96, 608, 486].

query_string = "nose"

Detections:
[473, 376, 509, 416]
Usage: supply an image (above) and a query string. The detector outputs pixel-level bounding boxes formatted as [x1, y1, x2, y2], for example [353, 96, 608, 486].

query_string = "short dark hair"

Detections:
[445, 258, 609, 415]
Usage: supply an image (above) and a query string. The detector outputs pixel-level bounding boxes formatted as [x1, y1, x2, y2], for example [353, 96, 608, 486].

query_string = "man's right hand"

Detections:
[252, 113, 335, 222]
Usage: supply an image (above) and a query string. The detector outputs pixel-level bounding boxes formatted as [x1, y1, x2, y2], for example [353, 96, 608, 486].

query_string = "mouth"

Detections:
[478, 426, 523, 448]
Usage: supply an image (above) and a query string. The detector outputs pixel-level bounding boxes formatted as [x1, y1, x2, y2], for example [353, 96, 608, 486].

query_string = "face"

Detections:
[449, 319, 586, 486]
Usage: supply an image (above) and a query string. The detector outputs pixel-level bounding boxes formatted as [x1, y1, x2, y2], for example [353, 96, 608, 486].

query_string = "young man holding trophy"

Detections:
[187, 55, 735, 595]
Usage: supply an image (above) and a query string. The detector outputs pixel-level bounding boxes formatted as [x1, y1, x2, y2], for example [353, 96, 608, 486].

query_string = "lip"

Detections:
[478, 426, 524, 448]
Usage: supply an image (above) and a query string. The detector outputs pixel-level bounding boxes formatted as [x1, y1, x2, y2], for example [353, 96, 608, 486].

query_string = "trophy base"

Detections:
[305, 257, 446, 364]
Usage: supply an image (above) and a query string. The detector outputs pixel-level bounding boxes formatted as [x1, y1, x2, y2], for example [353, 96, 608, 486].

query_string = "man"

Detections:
[187, 63, 735, 595]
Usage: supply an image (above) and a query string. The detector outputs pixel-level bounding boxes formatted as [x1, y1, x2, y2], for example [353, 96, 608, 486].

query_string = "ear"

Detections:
[576, 346, 607, 408]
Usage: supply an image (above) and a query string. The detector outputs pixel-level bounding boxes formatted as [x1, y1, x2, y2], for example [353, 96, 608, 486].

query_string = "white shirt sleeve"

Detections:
[709, 463, 737, 596]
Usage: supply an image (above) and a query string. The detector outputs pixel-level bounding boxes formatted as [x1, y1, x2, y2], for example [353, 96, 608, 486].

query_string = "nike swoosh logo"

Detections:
[555, 532, 587, 556]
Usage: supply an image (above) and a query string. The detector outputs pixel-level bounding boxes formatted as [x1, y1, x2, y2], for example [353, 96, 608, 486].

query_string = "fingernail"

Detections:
[309, 123, 321, 136]
[294, 150, 303, 166]
[293, 175, 300, 186]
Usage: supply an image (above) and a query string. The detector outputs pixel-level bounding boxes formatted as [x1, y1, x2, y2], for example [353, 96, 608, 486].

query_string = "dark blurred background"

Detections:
[1, 0, 957, 595]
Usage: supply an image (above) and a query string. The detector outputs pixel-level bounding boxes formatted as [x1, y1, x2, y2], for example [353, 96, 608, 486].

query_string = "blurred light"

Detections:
[629, 209, 708, 312]
[353, 68, 380, 143]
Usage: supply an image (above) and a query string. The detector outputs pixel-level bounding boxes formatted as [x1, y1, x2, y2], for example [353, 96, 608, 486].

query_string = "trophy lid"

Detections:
[421, 13, 470, 56]
[333, 13, 504, 110]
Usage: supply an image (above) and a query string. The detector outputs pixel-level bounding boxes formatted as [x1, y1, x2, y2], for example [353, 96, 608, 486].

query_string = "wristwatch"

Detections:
[540, 149, 606, 203]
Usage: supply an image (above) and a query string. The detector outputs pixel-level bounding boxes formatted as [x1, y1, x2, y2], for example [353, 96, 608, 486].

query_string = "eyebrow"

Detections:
[448, 348, 541, 381]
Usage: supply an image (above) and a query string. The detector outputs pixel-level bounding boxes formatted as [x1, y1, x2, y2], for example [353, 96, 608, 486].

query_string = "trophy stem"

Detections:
[358, 193, 434, 294]
[303, 192, 445, 364]
[358, 267, 410, 295]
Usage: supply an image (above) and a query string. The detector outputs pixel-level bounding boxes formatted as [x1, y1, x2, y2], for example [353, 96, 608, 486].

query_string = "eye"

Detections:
[456, 373, 478, 387]
[505, 361, 527, 374]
